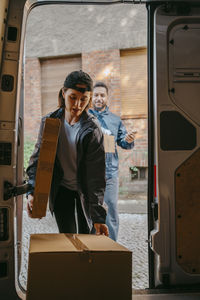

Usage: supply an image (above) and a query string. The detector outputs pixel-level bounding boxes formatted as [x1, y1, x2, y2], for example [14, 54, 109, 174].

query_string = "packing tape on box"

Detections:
[66, 234, 93, 263]
[66, 234, 89, 251]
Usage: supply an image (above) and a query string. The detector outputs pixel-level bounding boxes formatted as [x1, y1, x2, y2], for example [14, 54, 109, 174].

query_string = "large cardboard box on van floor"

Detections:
[26, 234, 132, 300]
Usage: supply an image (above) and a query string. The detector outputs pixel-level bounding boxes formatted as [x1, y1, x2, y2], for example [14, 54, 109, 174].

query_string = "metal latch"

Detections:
[4, 181, 30, 200]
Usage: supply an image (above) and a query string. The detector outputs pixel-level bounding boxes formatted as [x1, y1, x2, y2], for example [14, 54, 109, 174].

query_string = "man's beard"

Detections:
[93, 103, 106, 111]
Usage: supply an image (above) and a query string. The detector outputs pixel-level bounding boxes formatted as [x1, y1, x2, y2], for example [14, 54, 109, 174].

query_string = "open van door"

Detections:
[147, 0, 200, 289]
[0, 0, 27, 299]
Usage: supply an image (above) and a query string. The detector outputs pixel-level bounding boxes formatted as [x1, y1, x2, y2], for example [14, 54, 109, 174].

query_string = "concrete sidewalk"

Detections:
[118, 195, 147, 214]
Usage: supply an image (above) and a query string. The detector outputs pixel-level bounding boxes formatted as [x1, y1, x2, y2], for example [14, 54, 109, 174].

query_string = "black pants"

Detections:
[53, 186, 89, 234]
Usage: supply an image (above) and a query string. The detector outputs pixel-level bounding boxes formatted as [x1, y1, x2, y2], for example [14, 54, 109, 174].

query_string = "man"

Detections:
[89, 82, 136, 241]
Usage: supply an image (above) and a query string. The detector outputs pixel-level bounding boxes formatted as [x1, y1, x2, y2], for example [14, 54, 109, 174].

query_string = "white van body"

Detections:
[151, 1, 200, 287]
[1, 0, 200, 299]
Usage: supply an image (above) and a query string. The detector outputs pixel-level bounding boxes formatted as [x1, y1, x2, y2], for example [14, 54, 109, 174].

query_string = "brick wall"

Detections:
[24, 51, 148, 192]
[82, 49, 121, 115]
[118, 118, 148, 187]
[24, 58, 42, 142]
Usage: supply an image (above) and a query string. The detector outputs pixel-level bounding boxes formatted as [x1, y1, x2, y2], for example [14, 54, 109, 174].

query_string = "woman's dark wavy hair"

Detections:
[58, 88, 65, 108]
[58, 70, 93, 109]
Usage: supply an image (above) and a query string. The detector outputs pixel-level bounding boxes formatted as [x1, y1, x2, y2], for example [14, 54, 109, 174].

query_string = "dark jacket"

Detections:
[26, 108, 107, 230]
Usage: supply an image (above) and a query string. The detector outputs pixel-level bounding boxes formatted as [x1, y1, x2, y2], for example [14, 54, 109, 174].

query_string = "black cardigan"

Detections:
[26, 108, 107, 230]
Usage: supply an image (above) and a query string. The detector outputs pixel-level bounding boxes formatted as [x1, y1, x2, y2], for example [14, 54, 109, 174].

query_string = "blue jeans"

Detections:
[104, 177, 119, 241]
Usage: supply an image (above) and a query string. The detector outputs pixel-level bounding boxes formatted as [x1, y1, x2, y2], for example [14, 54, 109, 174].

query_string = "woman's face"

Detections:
[62, 88, 91, 118]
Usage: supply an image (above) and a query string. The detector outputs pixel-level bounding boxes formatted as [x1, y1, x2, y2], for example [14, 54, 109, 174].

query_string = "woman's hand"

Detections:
[94, 223, 109, 237]
[27, 194, 34, 218]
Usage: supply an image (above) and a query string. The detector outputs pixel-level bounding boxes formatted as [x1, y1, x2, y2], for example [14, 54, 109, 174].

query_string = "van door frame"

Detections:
[0, 1, 149, 298]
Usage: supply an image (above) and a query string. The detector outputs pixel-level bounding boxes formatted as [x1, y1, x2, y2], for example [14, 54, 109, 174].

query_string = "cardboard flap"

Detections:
[29, 234, 131, 254]
[29, 234, 78, 253]
[76, 234, 131, 252]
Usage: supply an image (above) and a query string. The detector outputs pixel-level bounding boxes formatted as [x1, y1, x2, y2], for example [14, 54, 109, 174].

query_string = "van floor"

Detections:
[132, 293, 200, 299]
[132, 288, 200, 299]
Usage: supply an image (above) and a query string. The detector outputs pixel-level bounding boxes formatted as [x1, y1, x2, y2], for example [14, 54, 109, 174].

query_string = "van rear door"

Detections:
[148, 0, 200, 288]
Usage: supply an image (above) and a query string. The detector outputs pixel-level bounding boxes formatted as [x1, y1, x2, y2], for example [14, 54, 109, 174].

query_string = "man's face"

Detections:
[92, 86, 108, 111]
[63, 88, 91, 118]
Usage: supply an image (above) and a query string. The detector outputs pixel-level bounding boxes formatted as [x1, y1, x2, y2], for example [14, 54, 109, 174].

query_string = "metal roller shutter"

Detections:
[41, 55, 81, 116]
[120, 48, 147, 119]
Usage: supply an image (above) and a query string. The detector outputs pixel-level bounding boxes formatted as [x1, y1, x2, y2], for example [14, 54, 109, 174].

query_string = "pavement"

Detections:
[19, 196, 148, 291]
[118, 198, 147, 214]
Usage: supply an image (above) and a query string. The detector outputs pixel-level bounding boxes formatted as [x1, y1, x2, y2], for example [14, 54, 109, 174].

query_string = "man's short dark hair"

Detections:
[64, 70, 93, 93]
[94, 82, 108, 94]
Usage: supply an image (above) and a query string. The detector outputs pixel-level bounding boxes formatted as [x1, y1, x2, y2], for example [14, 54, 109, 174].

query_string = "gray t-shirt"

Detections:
[57, 118, 81, 191]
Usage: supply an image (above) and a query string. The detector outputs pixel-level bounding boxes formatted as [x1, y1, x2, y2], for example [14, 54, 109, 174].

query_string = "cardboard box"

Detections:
[32, 118, 60, 218]
[26, 234, 132, 300]
[103, 134, 115, 153]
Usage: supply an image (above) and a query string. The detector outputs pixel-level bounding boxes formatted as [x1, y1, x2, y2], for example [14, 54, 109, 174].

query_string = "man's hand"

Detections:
[125, 130, 137, 143]
[27, 194, 34, 218]
[94, 223, 109, 237]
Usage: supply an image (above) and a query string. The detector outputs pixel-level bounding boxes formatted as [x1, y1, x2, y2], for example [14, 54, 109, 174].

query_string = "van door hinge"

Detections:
[4, 181, 30, 200]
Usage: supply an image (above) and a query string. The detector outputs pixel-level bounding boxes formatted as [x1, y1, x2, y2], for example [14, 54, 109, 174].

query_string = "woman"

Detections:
[26, 70, 108, 236]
